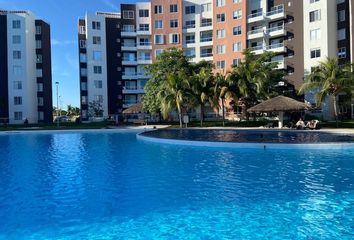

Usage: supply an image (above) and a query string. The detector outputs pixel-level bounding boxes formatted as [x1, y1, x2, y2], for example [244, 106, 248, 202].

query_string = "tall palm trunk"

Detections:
[221, 99, 225, 127]
[333, 95, 338, 128]
[178, 112, 182, 128]
[200, 103, 204, 127]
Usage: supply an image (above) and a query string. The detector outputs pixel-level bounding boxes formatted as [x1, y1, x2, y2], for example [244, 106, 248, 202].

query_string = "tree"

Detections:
[231, 49, 284, 119]
[66, 105, 80, 117]
[158, 73, 192, 128]
[190, 62, 214, 126]
[212, 71, 233, 127]
[299, 58, 354, 126]
[88, 101, 103, 118]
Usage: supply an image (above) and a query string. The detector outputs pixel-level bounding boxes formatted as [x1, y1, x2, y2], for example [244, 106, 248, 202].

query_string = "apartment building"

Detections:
[0, 10, 53, 124]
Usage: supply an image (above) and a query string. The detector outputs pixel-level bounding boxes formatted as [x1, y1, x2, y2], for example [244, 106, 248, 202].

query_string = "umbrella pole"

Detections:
[278, 111, 284, 128]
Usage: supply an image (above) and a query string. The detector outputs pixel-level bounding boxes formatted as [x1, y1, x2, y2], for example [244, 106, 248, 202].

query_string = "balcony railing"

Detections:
[185, 39, 195, 44]
[122, 42, 137, 47]
[247, 28, 263, 35]
[122, 72, 137, 76]
[122, 26, 136, 33]
[138, 27, 149, 31]
[200, 53, 213, 57]
[201, 21, 212, 27]
[267, 24, 284, 33]
[138, 42, 152, 46]
[247, 10, 263, 19]
[183, 24, 195, 29]
[200, 37, 212, 42]
[122, 58, 137, 61]
[138, 56, 152, 61]
[267, 43, 284, 50]
[266, 5, 284, 17]
[250, 45, 263, 51]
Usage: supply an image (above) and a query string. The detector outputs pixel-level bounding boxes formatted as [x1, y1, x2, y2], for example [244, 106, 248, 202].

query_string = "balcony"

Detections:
[122, 72, 138, 80]
[247, 28, 264, 40]
[269, 60, 285, 69]
[200, 53, 213, 61]
[265, 5, 285, 21]
[137, 57, 152, 65]
[267, 43, 286, 53]
[250, 45, 264, 55]
[121, 27, 136, 37]
[121, 42, 137, 51]
[136, 28, 151, 35]
[137, 72, 150, 79]
[123, 100, 139, 108]
[200, 37, 213, 46]
[122, 57, 137, 65]
[267, 25, 286, 37]
[200, 21, 213, 30]
[247, 11, 264, 23]
[137, 42, 152, 50]
[122, 86, 145, 94]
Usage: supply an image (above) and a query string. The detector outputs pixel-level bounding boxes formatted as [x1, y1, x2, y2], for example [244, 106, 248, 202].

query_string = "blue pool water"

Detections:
[0, 130, 353, 239]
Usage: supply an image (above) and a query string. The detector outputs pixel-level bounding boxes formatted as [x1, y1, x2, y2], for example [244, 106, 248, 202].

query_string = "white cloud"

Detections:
[102, 0, 118, 11]
[51, 39, 76, 46]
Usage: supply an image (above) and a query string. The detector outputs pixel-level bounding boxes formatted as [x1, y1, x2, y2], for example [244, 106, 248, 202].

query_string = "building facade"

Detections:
[78, 0, 354, 120]
[0, 10, 53, 124]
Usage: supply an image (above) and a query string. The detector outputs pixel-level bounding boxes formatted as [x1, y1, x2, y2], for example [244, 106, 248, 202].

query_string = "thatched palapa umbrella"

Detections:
[247, 96, 310, 128]
[122, 102, 144, 114]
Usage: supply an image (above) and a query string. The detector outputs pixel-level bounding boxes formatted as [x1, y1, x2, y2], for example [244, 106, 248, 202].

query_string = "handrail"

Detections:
[266, 4, 284, 16]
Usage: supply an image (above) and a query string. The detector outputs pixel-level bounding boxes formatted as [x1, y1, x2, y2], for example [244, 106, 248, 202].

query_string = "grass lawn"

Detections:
[0, 121, 110, 131]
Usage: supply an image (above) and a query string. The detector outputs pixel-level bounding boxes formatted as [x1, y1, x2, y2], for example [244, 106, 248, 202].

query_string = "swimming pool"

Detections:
[0, 130, 353, 239]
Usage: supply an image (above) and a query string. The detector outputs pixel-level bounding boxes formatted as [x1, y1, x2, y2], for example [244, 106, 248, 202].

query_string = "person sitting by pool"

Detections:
[306, 120, 319, 130]
[296, 118, 306, 130]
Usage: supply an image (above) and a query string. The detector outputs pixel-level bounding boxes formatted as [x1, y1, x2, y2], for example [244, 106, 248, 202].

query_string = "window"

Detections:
[13, 51, 21, 59]
[35, 25, 41, 34]
[36, 54, 42, 63]
[93, 51, 102, 61]
[14, 112, 22, 121]
[12, 35, 21, 44]
[14, 81, 22, 90]
[310, 0, 320, 3]
[233, 58, 241, 66]
[217, 13, 225, 22]
[81, 68, 87, 77]
[155, 49, 163, 57]
[170, 19, 178, 28]
[12, 20, 21, 29]
[93, 66, 102, 74]
[13, 66, 22, 75]
[185, 48, 195, 58]
[216, 45, 225, 54]
[338, 47, 346, 59]
[201, 18, 212, 27]
[170, 34, 179, 44]
[233, 0, 241, 3]
[338, 10, 345, 22]
[139, 9, 149, 17]
[217, 29, 225, 39]
[14, 96, 22, 105]
[37, 83, 43, 92]
[123, 10, 134, 19]
[37, 69, 43, 77]
[309, 10, 321, 22]
[154, 5, 163, 14]
[38, 97, 44, 106]
[233, 42, 242, 52]
[217, 0, 225, 7]
[139, 24, 149, 31]
[233, 26, 242, 35]
[200, 48, 212, 57]
[93, 36, 101, 45]
[185, 35, 195, 44]
[310, 48, 321, 58]
[310, 28, 321, 41]
[36, 40, 42, 49]
[337, 28, 346, 40]
[154, 20, 163, 29]
[92, 21, 101, 30]
[170, 4, 178, 13]
[185, 20, 195, 28]
[154, 34, 164, 44]
[200, 31, 212, 42]
[38, 111, 44, 121]
[202, 3, 212, 12]
[79, 26, 86, 34]
[185, 6, 195, 14]
[79, 40, 86, 48]
[81, 82, 87, 91]
[94, 80, 103, 88]
[80, 53, 87, 62]
[94, 95, 103, 102]
[216, 60, 225, 69]
[233, 10, 242, 19]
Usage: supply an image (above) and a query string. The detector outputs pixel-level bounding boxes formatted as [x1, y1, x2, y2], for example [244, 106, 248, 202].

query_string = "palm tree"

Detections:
[299, 57, 354, 126]
[158, 73, 191, 128]
[212, 71, 233, 127]
[231, 49, 281, 120]
[191, 66, 214, 126]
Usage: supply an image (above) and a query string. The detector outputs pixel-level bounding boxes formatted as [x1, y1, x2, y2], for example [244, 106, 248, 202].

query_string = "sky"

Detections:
[0, 0, 145, 108]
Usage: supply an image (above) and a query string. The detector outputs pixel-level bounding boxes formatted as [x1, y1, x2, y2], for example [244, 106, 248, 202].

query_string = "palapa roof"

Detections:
[122, 102, 144, 114]
[247, 96, 310, 112]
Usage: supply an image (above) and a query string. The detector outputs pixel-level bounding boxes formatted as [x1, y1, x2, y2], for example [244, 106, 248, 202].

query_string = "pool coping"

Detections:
[136, 129, 354, 150]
